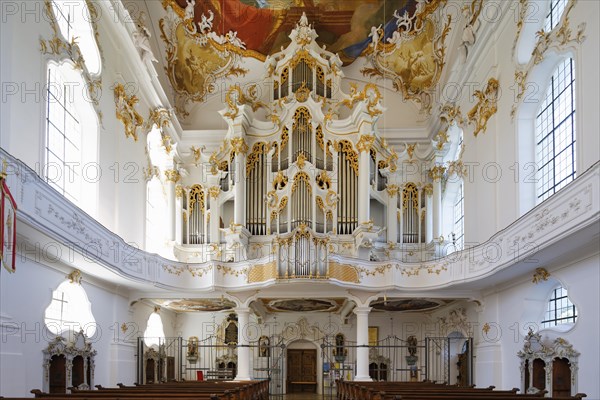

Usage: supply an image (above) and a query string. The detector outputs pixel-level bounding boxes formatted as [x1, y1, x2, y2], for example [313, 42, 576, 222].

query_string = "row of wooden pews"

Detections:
[336, 381, 587, 400]
[1, 380, 269, 400]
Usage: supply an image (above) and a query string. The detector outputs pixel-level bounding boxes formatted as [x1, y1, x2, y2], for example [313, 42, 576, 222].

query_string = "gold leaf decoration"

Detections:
[114, 83, 145, 141]
[467, 78, 499, 137]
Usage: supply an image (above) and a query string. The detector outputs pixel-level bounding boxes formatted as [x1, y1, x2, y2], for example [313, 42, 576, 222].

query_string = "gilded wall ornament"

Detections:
[434, 129, 449, 150]
[67, 269, 82, 284]
[361, 1, 451, 113]
[223, 84, 266, 120]
[405, 143, 417, 160]
[467, 78, 499, 136]
[114, 84, 145, 141]
[440, 103, 464, 126]
[164, 169, 181, 183]
[428, 165, 446, 182]
[190, 146, 202, 162]
[146, 107, 172, 131]
[532, 267, 550, 284]
[340, 83, 383, 118]
[447, 160, 468, 178]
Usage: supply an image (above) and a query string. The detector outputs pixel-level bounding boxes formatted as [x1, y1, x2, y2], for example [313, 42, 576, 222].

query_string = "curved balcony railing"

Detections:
[2, 148, 598, 291]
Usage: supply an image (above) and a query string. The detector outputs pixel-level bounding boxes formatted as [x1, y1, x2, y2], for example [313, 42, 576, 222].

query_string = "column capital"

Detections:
[353, 306, 372, 315]
[356, 134, 376, 153]
[230, 137, 249, 155]
[233, 307, 251, 315]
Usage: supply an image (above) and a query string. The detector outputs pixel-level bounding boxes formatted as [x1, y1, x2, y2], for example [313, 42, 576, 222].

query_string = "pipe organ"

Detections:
[161, 14, 457, 268]
[186, 185, 207, 245]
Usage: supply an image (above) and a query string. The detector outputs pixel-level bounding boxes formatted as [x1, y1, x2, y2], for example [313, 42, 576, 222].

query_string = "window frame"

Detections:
[541, 285, 578, 329]
[534, 57, 576, 202]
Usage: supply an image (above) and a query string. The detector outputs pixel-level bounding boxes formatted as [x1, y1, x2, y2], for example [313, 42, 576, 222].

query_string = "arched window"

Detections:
[50, 0, 102, 75]
[44, 61, 98, 214]
[453, 184, 464, 251]
[535, 57, 576, 202]
[544, 0, 568, 32]
[44, 276, 96, 337]
[143, 310, 165, 348]
[145, 176, 166, 252]
[542, 286, 577, 328]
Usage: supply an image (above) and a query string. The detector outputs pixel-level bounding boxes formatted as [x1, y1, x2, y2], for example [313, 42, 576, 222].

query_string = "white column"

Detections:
[358, 150, 370, 224]
[430, 166, 444, 240]
[234, 152, 246, 226]
[175, 186, 183, 244]
[209, 187, 221, 245]
[387, 188, 398, 243]
[235, 307, 252, 381]
[354, 306, 372, 381]
[425, 187, 433, 243]
[164, 169, 179, 241]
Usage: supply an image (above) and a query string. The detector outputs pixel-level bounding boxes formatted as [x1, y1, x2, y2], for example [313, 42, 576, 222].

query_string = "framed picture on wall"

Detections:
[368, 326, 378, 346]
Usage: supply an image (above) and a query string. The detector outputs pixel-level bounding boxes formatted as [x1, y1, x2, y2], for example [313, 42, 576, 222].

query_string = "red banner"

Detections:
[0, 175, 17, 273]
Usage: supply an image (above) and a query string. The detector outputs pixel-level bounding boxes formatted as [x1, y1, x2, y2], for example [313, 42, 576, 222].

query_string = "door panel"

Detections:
[287, 349, 317, 393]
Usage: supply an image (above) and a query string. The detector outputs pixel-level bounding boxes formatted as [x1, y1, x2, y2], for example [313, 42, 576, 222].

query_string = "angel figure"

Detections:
[132, 12, 157, 64]
[369, 24, 382, 48]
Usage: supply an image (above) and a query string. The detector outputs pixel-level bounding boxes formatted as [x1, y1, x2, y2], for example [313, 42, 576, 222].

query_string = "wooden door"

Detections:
[532, 358, 546, 392]
[49, 355, 66, 393]
[552, 358, 571, 397]
[287, 349, 317, 393]
[72, 356, 84, 388]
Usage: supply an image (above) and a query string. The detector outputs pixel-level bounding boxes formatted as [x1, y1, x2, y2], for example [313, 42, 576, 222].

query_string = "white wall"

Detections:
[0, 0, 149, 246]
[0, 256, 134, 396]
[476, 253, 600, 398]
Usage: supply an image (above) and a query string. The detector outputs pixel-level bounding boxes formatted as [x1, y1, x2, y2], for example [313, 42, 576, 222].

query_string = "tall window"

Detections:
[535, 58, 576, 202]
[144, 311, 165, 348]
[453, 184, 464, 251]
[145, 176, 166, 252]
[544, 0, 568, 32]
[44, 278, 97, 337]
[46, 63, 82, 203]
[541, 286, 577, 328]
[50, 0, 101, 74]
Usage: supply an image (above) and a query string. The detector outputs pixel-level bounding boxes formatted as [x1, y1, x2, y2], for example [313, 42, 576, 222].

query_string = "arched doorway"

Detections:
[287, 340, 318, 393]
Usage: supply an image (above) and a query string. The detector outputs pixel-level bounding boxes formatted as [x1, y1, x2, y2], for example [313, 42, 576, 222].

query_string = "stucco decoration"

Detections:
[159, 1, 248, 117]
[361, 0, 450, 114]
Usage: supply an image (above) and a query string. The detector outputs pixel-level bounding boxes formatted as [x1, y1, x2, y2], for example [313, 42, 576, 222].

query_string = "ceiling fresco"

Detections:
[158, 0, 451, 115]
[172, 0, 418, 63]
[261, 298, 345, 312]
[149, 298, 237, 312]
[370, 298, 451, 312]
